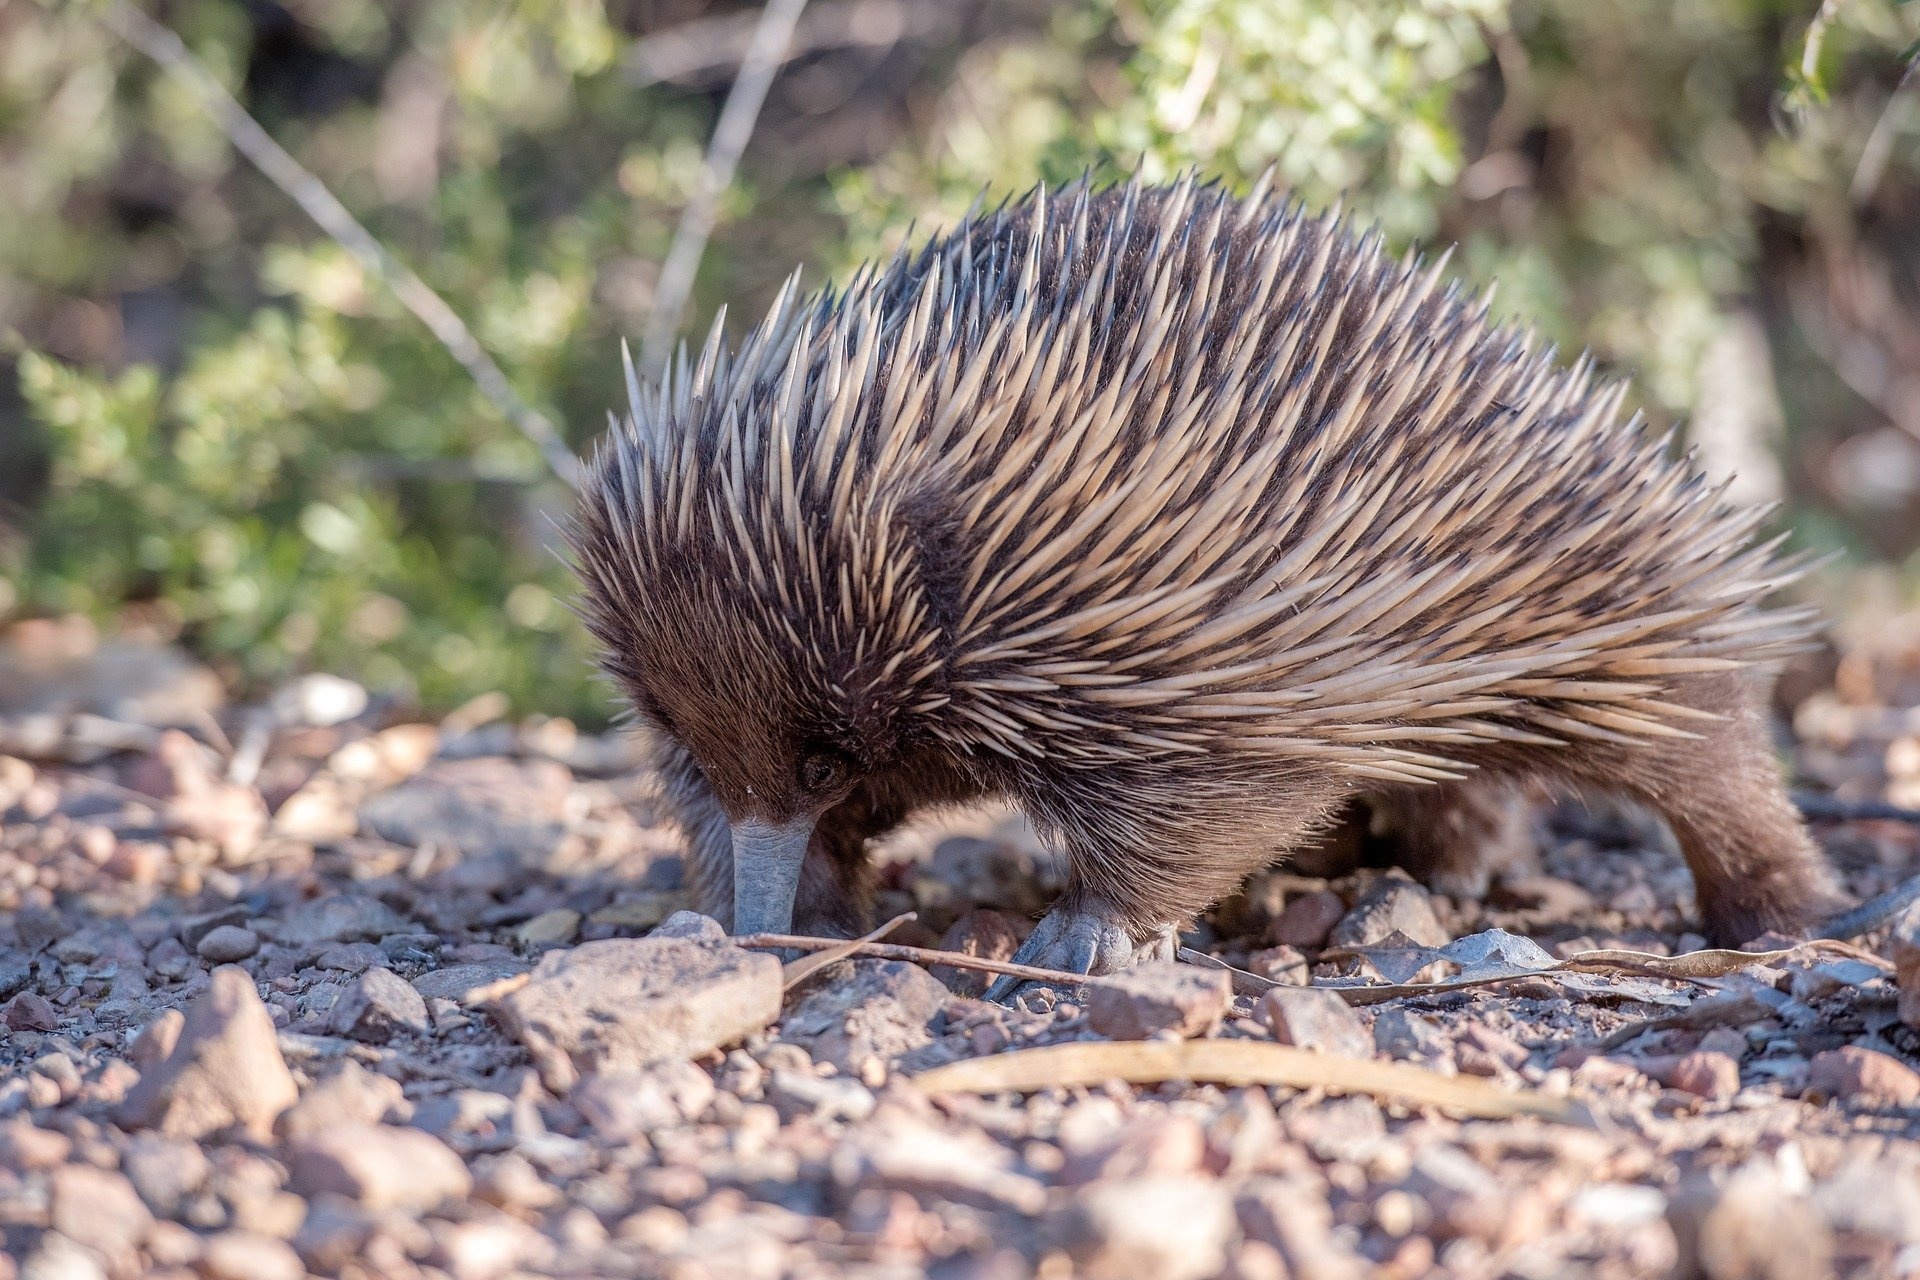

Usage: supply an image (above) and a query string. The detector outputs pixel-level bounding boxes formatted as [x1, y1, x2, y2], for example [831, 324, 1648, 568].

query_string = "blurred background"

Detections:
[2, 0, 1918, 728]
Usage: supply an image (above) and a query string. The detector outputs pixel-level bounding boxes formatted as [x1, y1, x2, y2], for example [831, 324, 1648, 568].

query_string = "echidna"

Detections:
[571, 175, 1841, 982]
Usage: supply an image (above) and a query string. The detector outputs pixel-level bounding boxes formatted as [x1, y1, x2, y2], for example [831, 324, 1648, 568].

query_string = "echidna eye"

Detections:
[797, 752, 841, 794]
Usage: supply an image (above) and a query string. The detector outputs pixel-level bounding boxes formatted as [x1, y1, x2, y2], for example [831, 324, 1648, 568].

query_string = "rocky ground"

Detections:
[3, 614, 1920, 1280]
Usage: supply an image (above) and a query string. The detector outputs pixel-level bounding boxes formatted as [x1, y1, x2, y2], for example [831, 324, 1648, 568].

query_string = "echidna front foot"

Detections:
[983, 897, 1177, 1004]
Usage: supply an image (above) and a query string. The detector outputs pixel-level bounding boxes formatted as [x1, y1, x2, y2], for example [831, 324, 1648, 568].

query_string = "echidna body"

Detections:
[572, 177, 1839, 975]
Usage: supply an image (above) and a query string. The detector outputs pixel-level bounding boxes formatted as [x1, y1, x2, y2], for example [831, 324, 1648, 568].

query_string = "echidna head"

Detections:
[571, 383, 949, 935]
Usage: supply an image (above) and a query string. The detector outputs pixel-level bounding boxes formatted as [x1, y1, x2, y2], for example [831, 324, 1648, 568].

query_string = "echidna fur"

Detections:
[570, 174, 1841, 972]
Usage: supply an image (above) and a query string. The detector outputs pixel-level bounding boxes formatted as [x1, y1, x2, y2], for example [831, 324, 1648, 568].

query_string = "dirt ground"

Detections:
[2, 613, 1920, 1280]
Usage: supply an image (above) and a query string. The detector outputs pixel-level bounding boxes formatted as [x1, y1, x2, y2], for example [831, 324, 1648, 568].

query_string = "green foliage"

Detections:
[3, 0, 1919, 721]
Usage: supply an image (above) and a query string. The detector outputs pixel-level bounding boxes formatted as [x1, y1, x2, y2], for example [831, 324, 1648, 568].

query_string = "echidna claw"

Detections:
[983, 902, 1176, 1004]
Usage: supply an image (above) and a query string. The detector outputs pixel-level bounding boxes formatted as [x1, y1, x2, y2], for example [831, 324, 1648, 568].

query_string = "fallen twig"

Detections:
[736, 932, 1092, 988]
[781, 912, 916, 989]
[101, 2, 579, 488]
[1817, 871, 1920, 940]
[912, 1040, 1596, 1125]
[1793, 792, 1920, 824]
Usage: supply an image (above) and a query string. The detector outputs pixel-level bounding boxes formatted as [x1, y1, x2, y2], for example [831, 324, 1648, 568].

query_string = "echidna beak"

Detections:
[730, 816, 814, 936]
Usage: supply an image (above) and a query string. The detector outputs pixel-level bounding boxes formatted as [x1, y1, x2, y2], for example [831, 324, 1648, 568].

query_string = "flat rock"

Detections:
[277, 894, 411, 947]
[116, 965, 298, 1140]
[412, 960, 530, 1002]
[288, 1122, 472, 1211]
[781, 959, 950, 1073]
[1086, 962, 1230, 1040]
[1329, 874, 1449, 949]
[497, 937, 782, 1090]
[1808, 1045, 1920, 1106]
[1256, 986, 1372, 1058]
[328, 967, 430, 1041]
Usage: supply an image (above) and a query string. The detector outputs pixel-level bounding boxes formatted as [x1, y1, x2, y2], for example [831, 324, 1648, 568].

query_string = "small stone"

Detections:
[0, 1119, 71, 1169]
[50, 1166, 153, 1265]
[1246, 945, 1309, 985]
[1330, 875, 1449, 949]
[1456, 1022, 1531, 1076]
[780, 959, 950, 1073]
[1255, 986, 1372, 1058]
[497, 937, 782, 1090]
[3, 991, 58, 1031]
[277, 1059, 408, 1143]
[1057, 1176, 1236, 1280]
[116, 965, 298, 1140]
[514, 907, 581, 948]
[277, 894, 411, 947]
[411, 960, 529, 1003]
[766, 1070, 878, 1123]
[1372, 1006, 1451, 1066]
[1268, 890, 1346, 949]
[196, 925, 260, 963]
[1808, 1045, 1920, 1106]
[313, 941, 385, 973]
[200, 1232, 304, 1280]
[1656, 1050, 1742, 1101]
[650, 911, 725, 942]
[1086, 963, 1231, 1040]
[327, 967, 430, 1042]
[929, 909, 1021, 997]
[288, 1122, 472, 1211]
[177, 905, 250, 951]
[122, 1134, 212, 1216]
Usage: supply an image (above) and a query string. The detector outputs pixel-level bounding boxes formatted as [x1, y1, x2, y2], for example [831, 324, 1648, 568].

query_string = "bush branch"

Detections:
[102, 1, 581, 488]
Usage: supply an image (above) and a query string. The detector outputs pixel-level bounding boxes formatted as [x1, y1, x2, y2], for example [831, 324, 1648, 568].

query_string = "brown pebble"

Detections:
[1268, 890, 1345, 949]
[1086, 962, 1231, 1040]
[1807, 1045, 1920, 1107]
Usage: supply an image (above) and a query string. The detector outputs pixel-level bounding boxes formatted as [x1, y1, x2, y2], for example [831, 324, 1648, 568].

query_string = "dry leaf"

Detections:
[912, 1040, 1594, 1125]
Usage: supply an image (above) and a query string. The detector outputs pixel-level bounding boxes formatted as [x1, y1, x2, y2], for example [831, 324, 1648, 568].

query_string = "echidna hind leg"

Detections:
[983, 895, 1178, 1003]
[1567, 673, 1843, 946]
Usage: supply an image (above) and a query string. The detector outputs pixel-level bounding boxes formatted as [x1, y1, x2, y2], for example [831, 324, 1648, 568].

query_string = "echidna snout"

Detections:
[570, 175, 1843, 978]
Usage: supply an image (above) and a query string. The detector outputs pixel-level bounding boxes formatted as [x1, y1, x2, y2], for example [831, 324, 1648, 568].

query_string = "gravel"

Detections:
[2, 644, 1919, 1278]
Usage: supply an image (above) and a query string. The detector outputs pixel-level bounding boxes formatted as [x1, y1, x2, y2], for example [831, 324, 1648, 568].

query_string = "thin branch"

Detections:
[734, 932, 1099, 988]
[101, 2, 580, 489]
[640, 0, 809, 376]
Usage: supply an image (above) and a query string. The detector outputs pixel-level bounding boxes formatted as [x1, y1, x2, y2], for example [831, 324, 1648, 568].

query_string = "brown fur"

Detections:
[573, 176, 1840, 957]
